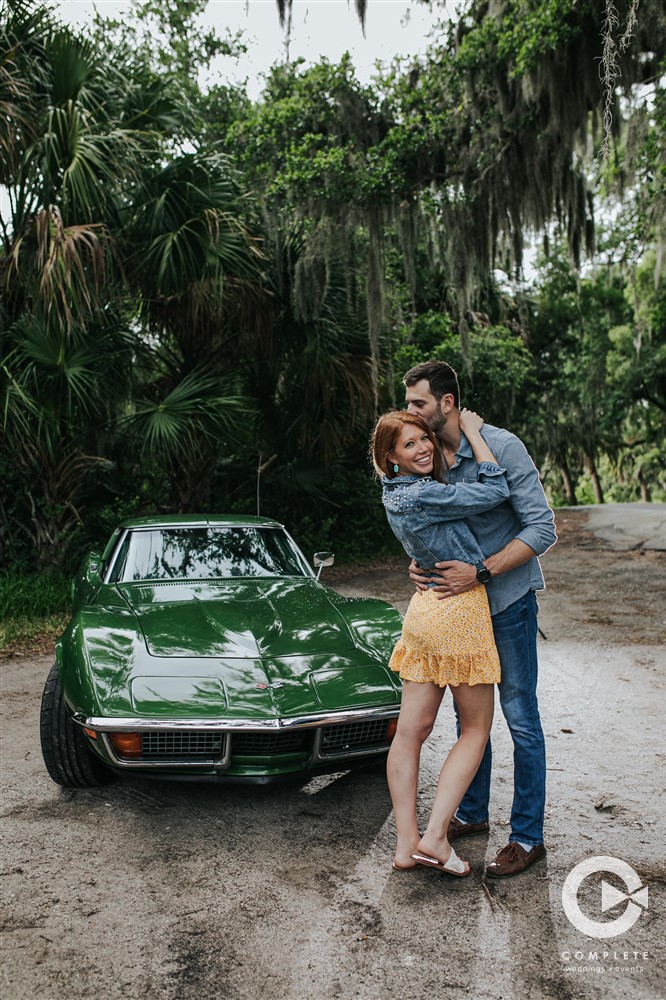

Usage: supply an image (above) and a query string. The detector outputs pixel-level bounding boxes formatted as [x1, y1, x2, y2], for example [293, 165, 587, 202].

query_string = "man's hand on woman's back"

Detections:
[409, 558, 477, 599]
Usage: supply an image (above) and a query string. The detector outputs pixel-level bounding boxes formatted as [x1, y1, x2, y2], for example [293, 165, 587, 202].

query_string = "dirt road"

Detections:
[1, 507, 665, 1000]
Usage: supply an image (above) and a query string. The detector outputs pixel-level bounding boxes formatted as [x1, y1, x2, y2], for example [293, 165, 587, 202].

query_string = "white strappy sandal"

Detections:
[410, 846, 471, 877]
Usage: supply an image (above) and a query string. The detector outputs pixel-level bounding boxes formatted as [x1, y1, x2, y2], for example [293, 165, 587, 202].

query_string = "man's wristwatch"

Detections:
[475, 560, 492, 584]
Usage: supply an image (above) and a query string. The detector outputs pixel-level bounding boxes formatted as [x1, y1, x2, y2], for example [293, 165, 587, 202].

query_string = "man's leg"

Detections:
[450, 710, 492, 827]
[492, 590, 546, 847]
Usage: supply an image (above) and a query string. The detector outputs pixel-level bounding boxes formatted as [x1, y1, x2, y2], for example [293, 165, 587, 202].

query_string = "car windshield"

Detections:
[110, 526, 312, 582]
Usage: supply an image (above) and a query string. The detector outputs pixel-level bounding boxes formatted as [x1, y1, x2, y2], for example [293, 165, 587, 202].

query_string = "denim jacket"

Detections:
[381, 463, 509, 570]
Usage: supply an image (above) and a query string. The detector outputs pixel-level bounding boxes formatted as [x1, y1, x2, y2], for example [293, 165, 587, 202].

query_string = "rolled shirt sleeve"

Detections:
[500, 436, 557, 556]
[446, 425, 556, 614]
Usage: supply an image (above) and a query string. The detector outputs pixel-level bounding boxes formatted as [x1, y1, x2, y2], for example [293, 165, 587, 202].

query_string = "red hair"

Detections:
[370, 411, 444, 481]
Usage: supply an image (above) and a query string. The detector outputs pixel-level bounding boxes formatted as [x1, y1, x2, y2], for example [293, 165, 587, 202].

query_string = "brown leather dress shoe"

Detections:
[485, 842, 546, 878]
[448, 816, 490, 840]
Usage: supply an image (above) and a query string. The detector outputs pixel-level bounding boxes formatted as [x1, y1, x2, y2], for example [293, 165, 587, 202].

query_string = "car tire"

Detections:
[40, 662, 115, 788]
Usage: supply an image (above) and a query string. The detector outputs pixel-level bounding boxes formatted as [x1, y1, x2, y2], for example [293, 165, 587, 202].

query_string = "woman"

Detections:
[371, 408, 509, 875]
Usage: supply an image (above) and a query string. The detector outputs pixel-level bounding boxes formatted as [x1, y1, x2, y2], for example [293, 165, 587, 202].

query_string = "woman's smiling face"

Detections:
[388, 422, 435, 476]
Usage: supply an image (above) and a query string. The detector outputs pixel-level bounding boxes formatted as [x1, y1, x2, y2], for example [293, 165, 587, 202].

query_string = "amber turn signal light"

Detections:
[109, 732, 142, 757]
[386, 718, 399, 741]
[83, 727, 97, 739]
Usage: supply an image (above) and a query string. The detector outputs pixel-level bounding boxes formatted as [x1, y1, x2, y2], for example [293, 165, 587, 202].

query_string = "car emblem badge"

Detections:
[256, 682, 284, 690]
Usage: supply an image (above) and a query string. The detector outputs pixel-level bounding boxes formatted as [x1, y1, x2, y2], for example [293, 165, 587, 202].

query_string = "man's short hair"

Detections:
[403, 360, 460, 408]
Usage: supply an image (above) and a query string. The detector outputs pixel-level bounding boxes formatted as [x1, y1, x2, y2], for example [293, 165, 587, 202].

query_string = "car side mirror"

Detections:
[313, 551, 334, 580]
[72, 551, 103, 610]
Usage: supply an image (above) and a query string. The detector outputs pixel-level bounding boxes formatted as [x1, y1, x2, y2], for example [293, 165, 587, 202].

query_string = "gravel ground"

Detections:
[1, 507, 665, 1000]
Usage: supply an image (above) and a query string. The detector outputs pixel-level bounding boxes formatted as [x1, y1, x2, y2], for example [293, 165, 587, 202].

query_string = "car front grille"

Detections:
[320, 718, 391, 756]
[118, 717, 393, 764]
[141, 731, 225, 758]
[231, 730, 312, 756]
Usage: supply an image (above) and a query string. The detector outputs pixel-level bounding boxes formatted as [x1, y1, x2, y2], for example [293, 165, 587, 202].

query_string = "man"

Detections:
[404, 359, 557, 877]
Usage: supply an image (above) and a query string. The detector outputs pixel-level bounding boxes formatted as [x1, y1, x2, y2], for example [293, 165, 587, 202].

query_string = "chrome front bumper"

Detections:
[74, 707, 399, 772]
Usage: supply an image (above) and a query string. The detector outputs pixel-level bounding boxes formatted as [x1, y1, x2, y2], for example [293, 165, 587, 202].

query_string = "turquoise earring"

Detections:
[393, 464, 399, 473]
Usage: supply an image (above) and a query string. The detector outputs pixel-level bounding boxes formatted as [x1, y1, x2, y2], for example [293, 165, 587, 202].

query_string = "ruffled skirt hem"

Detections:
[388, 585, 501, 687]
[389, 641, 501, 687]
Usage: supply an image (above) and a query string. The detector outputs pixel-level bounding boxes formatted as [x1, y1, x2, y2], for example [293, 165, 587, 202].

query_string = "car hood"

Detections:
[125, 656, 398, 719]
[60, 580, 402, 720]
[117, 577, 357, 659]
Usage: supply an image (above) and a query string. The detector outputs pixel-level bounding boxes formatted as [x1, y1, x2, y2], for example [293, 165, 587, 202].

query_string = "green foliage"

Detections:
[394, 312, 535, 426]
[0, 610, 70, 654]
[0, 567, 70, 654]
[90, 0, 248, 120]
[130, 369, 250, 454]
[524, 247, 665, 503]
[456, 0, 584, 78]
[260, 466, 400, 564]
[0, 568, 70, 619]
[2, 0, 666, 602]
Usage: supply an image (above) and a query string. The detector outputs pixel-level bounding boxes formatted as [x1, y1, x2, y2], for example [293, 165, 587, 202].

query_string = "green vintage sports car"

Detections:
[40, 516, 403, 786]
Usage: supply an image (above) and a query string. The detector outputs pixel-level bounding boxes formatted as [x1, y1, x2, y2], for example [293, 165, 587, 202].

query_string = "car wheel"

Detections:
[40, 662, 115, 788]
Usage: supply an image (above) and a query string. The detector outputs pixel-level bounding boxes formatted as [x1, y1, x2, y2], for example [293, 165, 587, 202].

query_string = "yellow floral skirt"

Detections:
[389, 584, 501, 687]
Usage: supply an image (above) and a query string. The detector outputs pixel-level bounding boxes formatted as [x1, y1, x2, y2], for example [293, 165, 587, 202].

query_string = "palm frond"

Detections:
[129, 368, 253, 455]
[24, 103, 142, 219]
[45, 26, 100, 107]
[35, 208, 109, 325]
[3, 314, 135, 423]
[118, 70, 186, 136]
[128, 153, 264, 341]
[0, 0, 52, 184]
[0, 358, 40, 437]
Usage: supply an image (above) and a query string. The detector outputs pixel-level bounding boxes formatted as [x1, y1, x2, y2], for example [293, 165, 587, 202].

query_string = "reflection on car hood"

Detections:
[124, 657, 399, 718]
[117, 578, 356, 658]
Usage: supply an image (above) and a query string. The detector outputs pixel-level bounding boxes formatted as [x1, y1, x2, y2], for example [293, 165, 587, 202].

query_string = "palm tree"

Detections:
[0, 2, 127, 565]
[1, 1, 265, 560]
[127, 151, 263, 363]
[121, 150, 265, 510]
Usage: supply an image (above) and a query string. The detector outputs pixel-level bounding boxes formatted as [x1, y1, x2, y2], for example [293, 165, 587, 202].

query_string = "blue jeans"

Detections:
[455, 589, 546, 847]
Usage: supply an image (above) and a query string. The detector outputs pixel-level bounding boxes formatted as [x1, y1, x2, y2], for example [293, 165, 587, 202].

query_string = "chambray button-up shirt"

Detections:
[445, 424, 557, 615]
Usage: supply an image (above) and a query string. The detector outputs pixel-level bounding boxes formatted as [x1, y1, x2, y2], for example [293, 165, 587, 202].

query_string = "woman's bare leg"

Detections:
[387, 680, 444, 868]
[416, 683, 495, 871]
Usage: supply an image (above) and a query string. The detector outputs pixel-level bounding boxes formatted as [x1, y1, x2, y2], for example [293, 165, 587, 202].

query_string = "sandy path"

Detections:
[1, 508, 665, 1000]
